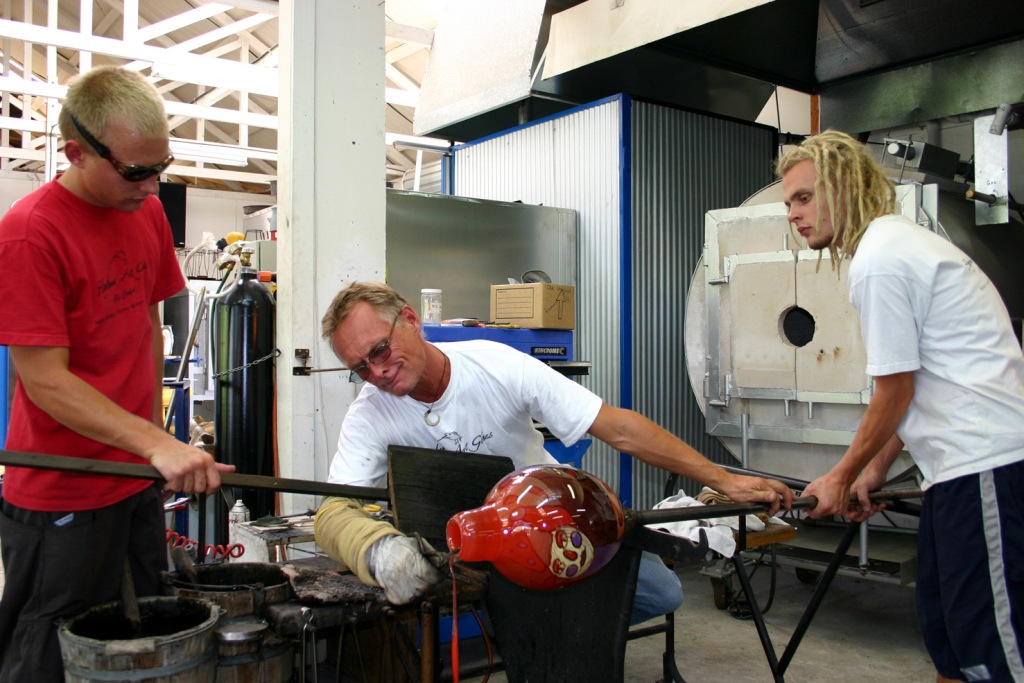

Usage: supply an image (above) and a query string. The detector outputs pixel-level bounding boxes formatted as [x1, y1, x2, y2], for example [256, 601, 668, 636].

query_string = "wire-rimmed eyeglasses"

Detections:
[347, 311, 401, 384]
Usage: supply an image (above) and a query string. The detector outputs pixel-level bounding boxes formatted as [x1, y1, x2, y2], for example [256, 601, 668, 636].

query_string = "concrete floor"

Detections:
[456, 561, 936, 683]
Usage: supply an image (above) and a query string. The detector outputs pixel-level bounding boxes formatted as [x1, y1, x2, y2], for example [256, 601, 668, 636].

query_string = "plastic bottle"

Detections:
[421, 288, 442, 325]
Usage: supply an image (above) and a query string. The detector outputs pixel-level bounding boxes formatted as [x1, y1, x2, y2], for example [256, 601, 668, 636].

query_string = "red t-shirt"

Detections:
[0, 179, 185, 511]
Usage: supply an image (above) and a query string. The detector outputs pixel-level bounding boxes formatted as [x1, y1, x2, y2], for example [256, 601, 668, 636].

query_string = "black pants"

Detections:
[0, 484, 165, 683]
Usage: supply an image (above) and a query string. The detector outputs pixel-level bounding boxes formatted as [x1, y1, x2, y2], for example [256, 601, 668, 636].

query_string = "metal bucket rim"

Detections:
[167, 562, 289, 590]
[58, 595, 221, 646]
[168, 579, 269, 593]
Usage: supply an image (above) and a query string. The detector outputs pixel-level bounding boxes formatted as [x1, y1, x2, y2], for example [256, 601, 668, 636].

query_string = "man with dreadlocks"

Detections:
[777, 130, 1024, 683]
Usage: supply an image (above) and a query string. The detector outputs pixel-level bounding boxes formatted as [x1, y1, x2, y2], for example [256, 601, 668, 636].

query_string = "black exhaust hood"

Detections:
[414, 0, 1024, 142]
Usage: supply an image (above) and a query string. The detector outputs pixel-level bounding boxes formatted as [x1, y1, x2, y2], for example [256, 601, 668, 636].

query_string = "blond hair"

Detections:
[776, 130, 895, 265]
[321, 281, 409, 342]
[59, 65, 169, 145]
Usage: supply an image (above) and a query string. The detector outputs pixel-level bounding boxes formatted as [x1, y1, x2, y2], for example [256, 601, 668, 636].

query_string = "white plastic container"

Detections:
[421, 288, 442, 325]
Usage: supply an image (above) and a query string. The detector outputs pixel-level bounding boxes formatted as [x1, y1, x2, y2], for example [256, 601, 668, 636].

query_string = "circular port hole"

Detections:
[781, 306, 815, 347]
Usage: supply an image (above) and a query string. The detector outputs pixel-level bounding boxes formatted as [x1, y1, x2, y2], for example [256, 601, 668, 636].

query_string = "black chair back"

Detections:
[386, 445, 515, 548]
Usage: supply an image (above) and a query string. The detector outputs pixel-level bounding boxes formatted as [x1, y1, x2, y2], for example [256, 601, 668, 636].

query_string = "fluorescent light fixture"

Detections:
[386, 132, 456, 154]
[169, 138, 249, 166]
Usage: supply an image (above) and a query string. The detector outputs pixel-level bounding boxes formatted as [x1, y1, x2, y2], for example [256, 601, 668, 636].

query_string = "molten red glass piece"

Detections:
[446, 465, 627, 590]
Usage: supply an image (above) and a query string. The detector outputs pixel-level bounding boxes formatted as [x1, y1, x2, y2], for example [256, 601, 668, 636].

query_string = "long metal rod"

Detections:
[1, 449, 920, 522]
[630, 497, 818, 527]
[722, 464, 811, 490]
[720, 458, 921, 501]
[163, 287, 207, 432]
[0, 449, 389, 501]
[732, 550, 782, 679]
[629, 487, 921, 528]
[732, 518, 862, 682]
[776, 520, 863, 676]
[740, 412, 750, 469]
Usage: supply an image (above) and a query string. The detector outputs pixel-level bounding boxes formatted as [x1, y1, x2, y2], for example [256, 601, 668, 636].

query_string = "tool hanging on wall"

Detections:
[163, 285, 207, 433]
[165, 231, 252, 434]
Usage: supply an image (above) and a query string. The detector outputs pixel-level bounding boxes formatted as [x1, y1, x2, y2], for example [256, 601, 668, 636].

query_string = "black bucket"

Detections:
[58, 596, 220, 683]
[165, 562, 292, 618]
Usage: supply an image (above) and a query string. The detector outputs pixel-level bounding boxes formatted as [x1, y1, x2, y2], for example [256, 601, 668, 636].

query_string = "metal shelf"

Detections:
[769, 517, 918, 587]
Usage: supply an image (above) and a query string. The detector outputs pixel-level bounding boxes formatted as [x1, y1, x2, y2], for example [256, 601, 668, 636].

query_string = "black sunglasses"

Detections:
[68, 112, 174, 182]
[348, 312, 401, 384]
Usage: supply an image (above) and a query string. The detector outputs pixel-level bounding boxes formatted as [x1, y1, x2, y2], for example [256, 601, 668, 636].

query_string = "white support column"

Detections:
[277, 0, 386, 513]
[78, 0, 92, 72]
[44, 0, 57, 181]
[122, 0, 138, 44]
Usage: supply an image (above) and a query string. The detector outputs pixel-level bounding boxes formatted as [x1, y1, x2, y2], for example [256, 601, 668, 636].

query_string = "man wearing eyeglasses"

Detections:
[0, 65, 231, 682]
[315, 281, 793, 621]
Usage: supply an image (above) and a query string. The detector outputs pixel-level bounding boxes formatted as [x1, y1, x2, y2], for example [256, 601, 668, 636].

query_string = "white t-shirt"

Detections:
[849, 214, 1024, 488]
[327, 339, 604, 488]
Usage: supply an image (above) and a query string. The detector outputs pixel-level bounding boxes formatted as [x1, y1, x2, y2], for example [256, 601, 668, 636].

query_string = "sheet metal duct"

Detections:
[543, 0, 773, 79]
[685, 177, 1024, 482]
[415, 1, 1024, 143]
[414, 0, 550, 141]
[540, 0, 1024, 97]
[414, 0, 778, 140]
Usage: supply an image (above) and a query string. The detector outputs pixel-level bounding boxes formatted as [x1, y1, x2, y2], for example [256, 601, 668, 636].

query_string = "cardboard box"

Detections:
[490, 283, 575, 330]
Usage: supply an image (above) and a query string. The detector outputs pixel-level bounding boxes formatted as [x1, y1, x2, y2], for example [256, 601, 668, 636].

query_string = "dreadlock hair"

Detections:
[776, 130, 896, 269]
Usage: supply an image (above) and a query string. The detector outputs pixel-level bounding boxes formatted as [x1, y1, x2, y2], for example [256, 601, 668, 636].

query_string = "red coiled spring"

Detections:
[165, 529, 245, 560]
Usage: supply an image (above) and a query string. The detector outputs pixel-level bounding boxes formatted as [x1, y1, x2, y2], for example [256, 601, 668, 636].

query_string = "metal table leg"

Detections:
[730, 521, 862, 682]
[660, 612, 686, 683]
[626, 613, 686, 683]
[420, 601, 437, 683]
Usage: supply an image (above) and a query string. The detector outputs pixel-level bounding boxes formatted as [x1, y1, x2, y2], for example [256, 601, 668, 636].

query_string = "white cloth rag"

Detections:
[645, 491, 766, 558]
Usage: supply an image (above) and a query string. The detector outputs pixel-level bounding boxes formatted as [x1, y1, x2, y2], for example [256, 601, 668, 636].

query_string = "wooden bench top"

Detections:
[739, 518, 798, 551]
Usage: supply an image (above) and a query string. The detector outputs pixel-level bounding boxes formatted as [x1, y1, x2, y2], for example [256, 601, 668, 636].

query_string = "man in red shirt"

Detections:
[0, 65, 233, 682]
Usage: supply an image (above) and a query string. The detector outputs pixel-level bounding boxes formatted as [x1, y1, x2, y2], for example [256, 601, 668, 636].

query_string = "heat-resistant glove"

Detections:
[365, 535, 444, 604]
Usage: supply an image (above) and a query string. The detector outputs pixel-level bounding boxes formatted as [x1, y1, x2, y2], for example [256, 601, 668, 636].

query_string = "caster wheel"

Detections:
[710, 577, 729, 610]
[795, 568, 821, 585]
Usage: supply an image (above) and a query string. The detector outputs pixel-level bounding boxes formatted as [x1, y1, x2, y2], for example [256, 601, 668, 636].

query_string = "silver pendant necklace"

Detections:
[419, 352, 448, 426]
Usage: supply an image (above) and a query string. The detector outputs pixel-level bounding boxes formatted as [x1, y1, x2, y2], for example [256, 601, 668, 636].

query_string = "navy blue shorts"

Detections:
[917, 460, 1024, 681]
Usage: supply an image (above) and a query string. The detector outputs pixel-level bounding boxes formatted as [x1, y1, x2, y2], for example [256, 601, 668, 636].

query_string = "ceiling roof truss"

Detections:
[1, 0, 447, 192]
[0, 0, 278, 189]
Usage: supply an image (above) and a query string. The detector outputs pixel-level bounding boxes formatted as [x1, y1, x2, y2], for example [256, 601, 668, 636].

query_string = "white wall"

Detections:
[184, 188, 276, 247]
[0, 173, 272, 249]
[0, 171, 42, 215]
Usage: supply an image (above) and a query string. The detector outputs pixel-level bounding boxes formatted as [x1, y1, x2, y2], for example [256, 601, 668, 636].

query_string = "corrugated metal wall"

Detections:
[454, 96, 776, 509]
[629, 101, 776, 508]
[455, 99, 625, 493]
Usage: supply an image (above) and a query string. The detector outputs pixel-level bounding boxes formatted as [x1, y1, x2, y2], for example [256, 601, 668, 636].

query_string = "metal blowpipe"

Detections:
[627, 488, 922, 528]
[0, 449, 388, 501]
[0, 448, 921, 528]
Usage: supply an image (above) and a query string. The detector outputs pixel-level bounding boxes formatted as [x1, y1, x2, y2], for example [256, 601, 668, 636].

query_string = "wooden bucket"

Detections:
[58, 596, 220, 683]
